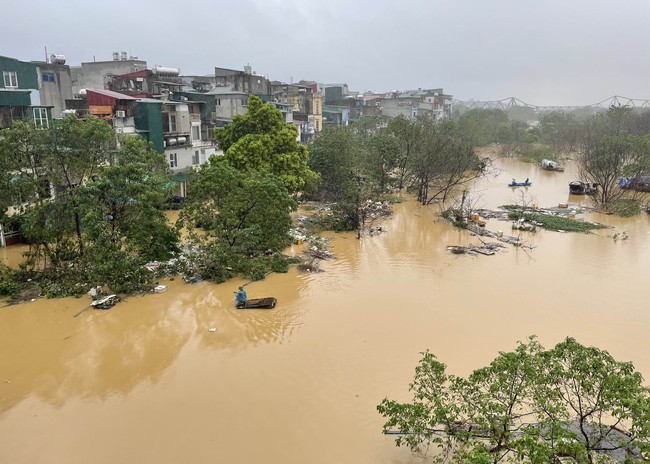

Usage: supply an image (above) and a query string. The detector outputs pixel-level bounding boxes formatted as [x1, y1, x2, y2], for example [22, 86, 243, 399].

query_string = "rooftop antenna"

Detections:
[44, 46, 48, 63]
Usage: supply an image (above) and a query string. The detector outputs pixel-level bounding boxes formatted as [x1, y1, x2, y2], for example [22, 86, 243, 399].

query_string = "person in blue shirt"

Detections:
[234, 286, 247, 307]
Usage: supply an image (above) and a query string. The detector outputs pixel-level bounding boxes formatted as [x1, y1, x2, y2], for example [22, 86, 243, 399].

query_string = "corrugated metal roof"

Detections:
[87, 89, 137, 100]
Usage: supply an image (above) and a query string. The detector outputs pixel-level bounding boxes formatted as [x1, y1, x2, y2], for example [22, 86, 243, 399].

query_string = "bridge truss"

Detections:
[454, 95, 650, 112]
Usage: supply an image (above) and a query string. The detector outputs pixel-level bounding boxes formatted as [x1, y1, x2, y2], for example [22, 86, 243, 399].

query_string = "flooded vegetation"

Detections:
[1, 156, 650, 463]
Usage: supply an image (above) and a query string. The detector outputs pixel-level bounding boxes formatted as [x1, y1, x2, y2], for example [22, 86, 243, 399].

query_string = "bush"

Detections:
[518, 144, 557, 164]
[612, 198, 641, 217]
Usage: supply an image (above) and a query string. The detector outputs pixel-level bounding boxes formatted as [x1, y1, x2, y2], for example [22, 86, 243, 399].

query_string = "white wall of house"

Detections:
[165, 144, 220, 173]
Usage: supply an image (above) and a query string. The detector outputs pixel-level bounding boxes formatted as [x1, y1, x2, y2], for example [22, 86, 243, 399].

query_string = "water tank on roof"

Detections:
[113, 52, 119, 61]
[50, 54, 66, 65]
[176, 136, 187, 144]
[121, 51, 127, 61]
[152, 66, 180, 77]
[79, 88, 88, 97]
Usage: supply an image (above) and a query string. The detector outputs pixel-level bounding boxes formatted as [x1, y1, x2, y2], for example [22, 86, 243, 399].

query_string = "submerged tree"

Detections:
[377, 337, 650, 464]
[179, 157, 296, 282]
[80, 137, 179, 293]
[579, 108, 650, 210]
[410, 117, 486, 205]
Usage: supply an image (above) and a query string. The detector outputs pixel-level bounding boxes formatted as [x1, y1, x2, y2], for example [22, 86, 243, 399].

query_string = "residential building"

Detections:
[71, 52, 147, 96]
[381, 89, 453, 121]
[108, 66, 183, 99]
[159, 100, 217, 196]
[323, 105, 349, 127]
[214, 64, 271, 97]
[34, 54, 73, 119]
[272, 82, 322, 143]
[0, 55, 52, 129]
[85, 88, 139, 136]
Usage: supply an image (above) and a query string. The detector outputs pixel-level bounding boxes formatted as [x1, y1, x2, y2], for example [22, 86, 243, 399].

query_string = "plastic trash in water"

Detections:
[208, 327, 217, 332]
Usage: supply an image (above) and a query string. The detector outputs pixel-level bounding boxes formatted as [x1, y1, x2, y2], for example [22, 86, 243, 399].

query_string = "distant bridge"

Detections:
[454, 95, 650, 111]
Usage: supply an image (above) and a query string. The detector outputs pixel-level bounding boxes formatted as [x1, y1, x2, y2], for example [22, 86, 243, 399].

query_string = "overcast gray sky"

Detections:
[3, 0, 650, 106]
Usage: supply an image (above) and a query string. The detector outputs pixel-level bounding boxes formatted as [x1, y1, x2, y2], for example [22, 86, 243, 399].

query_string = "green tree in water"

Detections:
[0, 117, 116, 273]
[80, 137, 179, 293]
[179, 157, 296, 282]
[215, 95, 318, 193]
[378, 337, 650, 464]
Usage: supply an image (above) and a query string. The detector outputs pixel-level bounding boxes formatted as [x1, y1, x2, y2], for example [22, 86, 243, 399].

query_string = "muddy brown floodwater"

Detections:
[1, 157, 650, 464]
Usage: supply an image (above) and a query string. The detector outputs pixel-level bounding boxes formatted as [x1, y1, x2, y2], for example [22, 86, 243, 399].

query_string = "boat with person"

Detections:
[236, 297, 277, 309]
[508, 178, 531, 187]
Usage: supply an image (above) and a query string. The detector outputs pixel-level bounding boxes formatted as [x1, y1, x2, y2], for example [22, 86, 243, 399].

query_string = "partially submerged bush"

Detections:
[612, 198, 641, 217]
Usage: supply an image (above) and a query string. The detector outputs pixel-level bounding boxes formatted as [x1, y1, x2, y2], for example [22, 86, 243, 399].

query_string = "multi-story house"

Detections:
[34, 54, 73, 119]
[380, 89, 453, 121]
[108, 66, 183, 100]
[214, 64, 271, 98]
[71, 52, 147, 96]
[272, 82, 322, 143]
[0, 55, 52, 129]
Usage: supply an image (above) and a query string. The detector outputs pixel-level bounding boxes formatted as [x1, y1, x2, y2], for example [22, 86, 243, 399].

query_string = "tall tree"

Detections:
[215, 95, 318, 192]
[179, 157, 295, 281]
[80, 136, 178, 275]
[579, 108, 649, 210]
[0, 117, 116, 271]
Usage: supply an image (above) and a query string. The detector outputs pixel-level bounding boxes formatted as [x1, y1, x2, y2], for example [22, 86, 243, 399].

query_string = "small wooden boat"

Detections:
[508, 179, 531, 187]
[91, 294, 120, 310]
[569, 181, 598, 195]
[541, 159, 564, 172]
[236, 297, 277, 309]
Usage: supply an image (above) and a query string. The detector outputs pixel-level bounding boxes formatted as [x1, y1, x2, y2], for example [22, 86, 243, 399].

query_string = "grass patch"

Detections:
[506, 210, 605, 233]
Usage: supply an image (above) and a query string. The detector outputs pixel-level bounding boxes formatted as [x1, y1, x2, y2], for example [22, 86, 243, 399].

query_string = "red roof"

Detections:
[113, 69, 149, 79]
[86, 89, 137, 107]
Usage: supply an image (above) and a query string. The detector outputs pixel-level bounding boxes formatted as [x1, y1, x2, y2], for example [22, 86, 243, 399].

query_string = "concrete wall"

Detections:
[73, 59, 147, 95]
[213, 95, 247, 123]
[165, 144, 218, 173]
[36, 63, 73, 118]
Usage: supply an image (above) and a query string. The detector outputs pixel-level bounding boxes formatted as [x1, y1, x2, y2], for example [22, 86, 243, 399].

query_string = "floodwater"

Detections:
[1, 156, 650, 464]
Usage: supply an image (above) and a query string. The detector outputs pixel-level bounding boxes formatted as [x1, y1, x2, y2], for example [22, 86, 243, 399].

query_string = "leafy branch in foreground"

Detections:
[378, 337, 650, 463]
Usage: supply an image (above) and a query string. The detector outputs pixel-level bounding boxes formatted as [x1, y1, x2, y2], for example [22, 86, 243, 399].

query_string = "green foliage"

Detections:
[216, 95, 319, 192]
[518, 144, 556, 164]
[378, 337, 650, 463]
[0, 264, 21, 296]
[612, 198, 641, 217]
[456, 109, 509, 145]
[0, 120, 178, 296]
[504, 209, 605, 232]
[180, 157, 295, 280]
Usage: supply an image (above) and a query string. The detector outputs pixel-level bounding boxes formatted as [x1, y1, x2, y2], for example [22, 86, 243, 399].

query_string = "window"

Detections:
[169, 153, 178, 168]
[191, 125, 200, 141]
[42, 72, 55, 83]
[192, 150, 199, 165]
[170, 114, 177, 132]
[33, 107, 49, 129]
[216, 99, 221, 106]
[3, 71, 18, 88]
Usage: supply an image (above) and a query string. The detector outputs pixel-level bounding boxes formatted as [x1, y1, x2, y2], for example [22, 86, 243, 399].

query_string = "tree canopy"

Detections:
[0, 118, 178, 296]
[178, 157, 296, 282]
[215, 95, 319, 192]
[378, 337, 650, 464]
